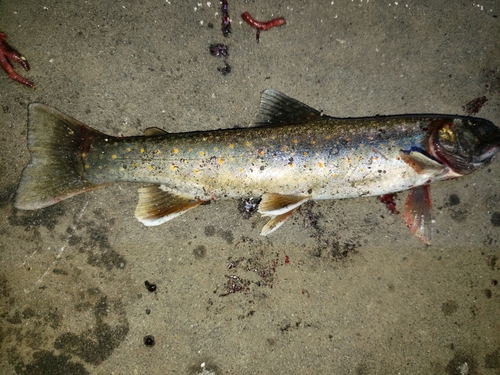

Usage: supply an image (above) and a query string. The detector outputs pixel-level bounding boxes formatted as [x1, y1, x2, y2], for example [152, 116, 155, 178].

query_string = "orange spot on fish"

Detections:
[173, 148, 178, 154]
[229, 143, 234, 149]
[199, 151, 205, 156]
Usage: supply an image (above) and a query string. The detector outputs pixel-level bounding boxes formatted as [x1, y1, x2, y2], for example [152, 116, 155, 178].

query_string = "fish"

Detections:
[15, 89, 500, 243]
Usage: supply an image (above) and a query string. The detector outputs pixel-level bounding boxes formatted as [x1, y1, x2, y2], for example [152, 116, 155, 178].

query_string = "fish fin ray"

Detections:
[403, 185, 432, 244]
[135, 185, 202, 226]
[258, 193, 310, 216]
[15, 103, 109, 210]
[252, 89, 324, 127]
[260, 209, 297, 236]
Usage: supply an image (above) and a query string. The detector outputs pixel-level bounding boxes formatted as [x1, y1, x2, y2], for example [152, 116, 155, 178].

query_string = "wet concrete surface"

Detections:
[0, 0, 499, 374]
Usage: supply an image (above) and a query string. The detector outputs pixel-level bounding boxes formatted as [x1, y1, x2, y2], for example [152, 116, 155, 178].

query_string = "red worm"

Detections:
[241, 12, 285, 42]
[241, 12, 286, 31]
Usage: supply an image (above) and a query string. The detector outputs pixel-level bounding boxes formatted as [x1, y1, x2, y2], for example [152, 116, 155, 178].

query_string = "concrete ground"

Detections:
[1, 0, 499, 374]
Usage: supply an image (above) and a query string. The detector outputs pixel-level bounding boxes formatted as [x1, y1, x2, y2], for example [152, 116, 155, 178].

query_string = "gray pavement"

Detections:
[1, 0, 499, 374]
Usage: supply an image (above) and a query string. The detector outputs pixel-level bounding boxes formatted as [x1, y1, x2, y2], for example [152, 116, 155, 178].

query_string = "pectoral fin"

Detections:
[135, 185, 203, 226]
[404, 184, 432, 245]
[258, 193, 310, 235]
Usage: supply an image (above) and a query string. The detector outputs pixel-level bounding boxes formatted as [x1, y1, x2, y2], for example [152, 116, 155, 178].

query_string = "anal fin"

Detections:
[404, 184, 432, 244]
[135, 185, 202, 226]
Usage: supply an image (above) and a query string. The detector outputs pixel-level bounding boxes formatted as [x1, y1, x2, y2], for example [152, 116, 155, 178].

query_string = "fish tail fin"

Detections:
[15, 103, 109, 210]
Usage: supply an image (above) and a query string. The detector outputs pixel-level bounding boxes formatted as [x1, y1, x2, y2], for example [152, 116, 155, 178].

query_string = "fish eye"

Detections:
[438, 124, 455, 143]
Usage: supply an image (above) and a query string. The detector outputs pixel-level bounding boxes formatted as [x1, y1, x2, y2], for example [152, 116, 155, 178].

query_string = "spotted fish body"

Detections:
[15, 89, 500, 243]
[87, 117, 442, 200]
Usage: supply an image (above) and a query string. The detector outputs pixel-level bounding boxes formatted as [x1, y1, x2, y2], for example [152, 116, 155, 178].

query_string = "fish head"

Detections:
[429, 117, 500, 175]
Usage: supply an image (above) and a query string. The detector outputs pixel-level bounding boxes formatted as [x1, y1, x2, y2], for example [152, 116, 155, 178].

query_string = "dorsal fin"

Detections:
[252, 89, 323, 127]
